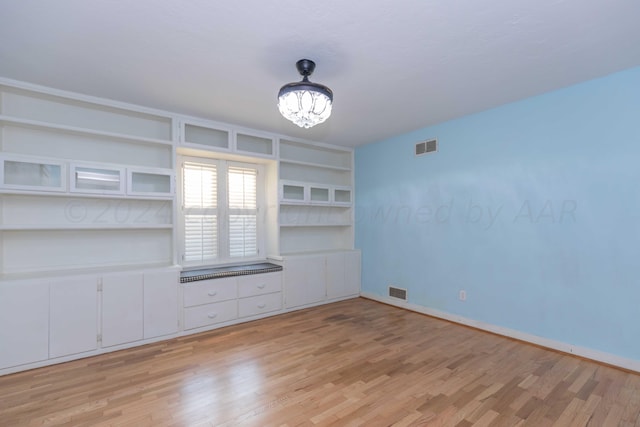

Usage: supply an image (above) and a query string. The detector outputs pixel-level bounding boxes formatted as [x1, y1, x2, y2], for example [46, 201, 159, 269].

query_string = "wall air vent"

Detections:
[415, 138, 438, 156]
[389, 286, 408, 301]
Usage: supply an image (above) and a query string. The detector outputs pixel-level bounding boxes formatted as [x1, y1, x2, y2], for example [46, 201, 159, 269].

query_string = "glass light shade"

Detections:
[278, 87, 333, 129]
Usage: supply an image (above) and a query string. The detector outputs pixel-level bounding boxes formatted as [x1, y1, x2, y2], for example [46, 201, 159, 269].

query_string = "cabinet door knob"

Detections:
[257, 284, 266, 289]
[208, 291, 217, 296]
[257, 303, 266, 309]
[208, 313, 218, 319]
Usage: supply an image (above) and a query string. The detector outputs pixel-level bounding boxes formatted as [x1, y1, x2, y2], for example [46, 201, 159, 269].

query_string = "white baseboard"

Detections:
[360, 292, 640, 373]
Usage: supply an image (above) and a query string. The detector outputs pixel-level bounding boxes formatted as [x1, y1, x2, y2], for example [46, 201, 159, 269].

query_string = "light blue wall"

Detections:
[355, 66, 640, 360]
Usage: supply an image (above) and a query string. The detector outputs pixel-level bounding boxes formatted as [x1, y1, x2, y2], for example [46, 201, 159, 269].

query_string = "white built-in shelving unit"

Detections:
[0, 77, 359, 376]
[0, 83, 176, 276]
[278, 138, 354, 255]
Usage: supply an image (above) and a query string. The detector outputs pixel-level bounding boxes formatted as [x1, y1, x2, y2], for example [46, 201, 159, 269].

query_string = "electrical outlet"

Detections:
[458, 290, 466, 301]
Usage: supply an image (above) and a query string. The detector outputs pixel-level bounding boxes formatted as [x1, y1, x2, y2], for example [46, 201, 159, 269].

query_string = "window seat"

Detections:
[180, 263, 283, 283]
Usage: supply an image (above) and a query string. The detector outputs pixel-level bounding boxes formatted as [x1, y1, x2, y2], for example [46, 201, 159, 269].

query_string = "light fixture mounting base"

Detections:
[296, 59, 316, 78]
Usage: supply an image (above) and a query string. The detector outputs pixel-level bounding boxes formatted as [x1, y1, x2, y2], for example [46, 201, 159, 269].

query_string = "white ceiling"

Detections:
[1, 0, 639, 148]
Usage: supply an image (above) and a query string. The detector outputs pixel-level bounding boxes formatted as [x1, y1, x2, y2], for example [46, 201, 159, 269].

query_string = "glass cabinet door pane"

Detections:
[310, 187, 330, 203]
[282, 184, 305, 201]
[184, 124, 229, 149]
[74, 167, 121, 192]
[4, 160, 62, 189]
[334, 189, 352, 204]
[131, 172, 171, 194]
[236, 133, 273, 156]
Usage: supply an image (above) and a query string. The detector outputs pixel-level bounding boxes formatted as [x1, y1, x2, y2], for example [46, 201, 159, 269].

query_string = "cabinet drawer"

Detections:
[238, 272, 282, 298]
[183, 277, 237, 307]
[183, 300, 237, 330]
[238, 292, 282, 318]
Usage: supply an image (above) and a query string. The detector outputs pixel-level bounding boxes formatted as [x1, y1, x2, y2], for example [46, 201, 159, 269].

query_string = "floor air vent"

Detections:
[389, 286, 407, 301]
[415, 138, 437, 156]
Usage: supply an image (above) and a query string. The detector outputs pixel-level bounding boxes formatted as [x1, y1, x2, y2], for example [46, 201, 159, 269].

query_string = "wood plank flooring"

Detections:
[1, 298, 639, 426]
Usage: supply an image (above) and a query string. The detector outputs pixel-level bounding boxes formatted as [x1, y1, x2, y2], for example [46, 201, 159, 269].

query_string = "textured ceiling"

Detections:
[1, 0, 639, 147]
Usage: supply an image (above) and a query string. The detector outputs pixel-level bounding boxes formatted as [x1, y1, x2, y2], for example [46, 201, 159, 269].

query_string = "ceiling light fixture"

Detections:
[277, 59, 333, 129]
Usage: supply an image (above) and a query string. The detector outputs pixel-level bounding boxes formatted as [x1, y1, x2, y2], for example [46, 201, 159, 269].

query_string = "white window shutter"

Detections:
[184, 214, 217, 262]
[228, 166, 257, 209]
[183, 162, 217, 209]
[183, 162, 218, 262]
[228, 167, 258, 257]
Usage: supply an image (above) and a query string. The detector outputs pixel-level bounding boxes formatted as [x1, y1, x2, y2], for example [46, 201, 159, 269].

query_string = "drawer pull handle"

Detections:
[208, 291, 217, 296]
[257, 303, 267, 309]
[208, 313, 218, 319]
[257, 284, 266, 289]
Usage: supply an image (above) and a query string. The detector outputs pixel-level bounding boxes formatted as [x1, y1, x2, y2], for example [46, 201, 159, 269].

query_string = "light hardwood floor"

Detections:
[1, 298, 639, 426]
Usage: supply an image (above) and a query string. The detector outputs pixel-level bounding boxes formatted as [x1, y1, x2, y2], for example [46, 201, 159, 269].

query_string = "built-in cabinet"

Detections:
[0, 267, 179, 372]
[101, 270, 179, 347]
[143, 270, 181, 339]
[183, 272, 282, 331]
[0, 78, 360, 376]
[283, 250, 360, 309]
[49, 276, 99, 358]
[101, 273, 144, 347]
[0, 280, 49, 369]
[179, 119, 276, 159]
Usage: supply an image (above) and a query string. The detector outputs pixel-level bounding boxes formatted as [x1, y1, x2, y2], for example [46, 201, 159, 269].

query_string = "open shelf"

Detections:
[279, 158, 351, 172]
[279, 138, 351, 170]
[1, 229, 173, 276]
[279, 223, 351, 228]
[0, 195, 172, 229]
[0, 115, 173, 147]
[0, 86, 173, 141]
[0, 224, 173, 231]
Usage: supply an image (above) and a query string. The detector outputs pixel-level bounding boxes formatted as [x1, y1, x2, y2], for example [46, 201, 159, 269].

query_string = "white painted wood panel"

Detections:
[344, 250, 361, 297]
[183, 277, 237, 307]
[0, 280, 49, 369]
[239, 292, 282, 318]
[237, 272, 282, 298]
[326, 252, 347, 299]
[143, 270, 179, 339]
[101, 273, 143, 347]
[49, 276, 98, 358]
[326, 251, 361, 299]
[183, 300, 237, 330]
[284, 256, 326, 308]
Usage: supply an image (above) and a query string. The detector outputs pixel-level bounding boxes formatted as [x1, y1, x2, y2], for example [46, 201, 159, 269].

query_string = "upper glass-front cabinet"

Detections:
[180, 121, 275, 158]
[70, 163, 125, 195]
[1, 154, 66, 192]
[281, 182, 306, 204]
[235, 131, 275, 158]
[309, 186, 330, 204]
[181, 121, 231, 151]
[333, 187, 352, 205]
[127, 167, 174, 198]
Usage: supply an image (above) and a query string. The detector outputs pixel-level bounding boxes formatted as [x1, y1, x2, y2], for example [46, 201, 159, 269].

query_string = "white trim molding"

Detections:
[361, 292, 640, 374]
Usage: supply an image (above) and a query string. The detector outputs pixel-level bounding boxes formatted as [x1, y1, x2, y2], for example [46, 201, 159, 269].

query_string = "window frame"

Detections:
[178, 155, 265, 268]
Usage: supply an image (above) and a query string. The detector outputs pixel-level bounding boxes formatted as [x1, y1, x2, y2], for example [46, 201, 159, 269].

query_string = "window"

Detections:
[180, 157, 263, 266]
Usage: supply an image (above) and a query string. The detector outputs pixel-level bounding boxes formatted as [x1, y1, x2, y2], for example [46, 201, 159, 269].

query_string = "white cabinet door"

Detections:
[0, 280, 49, 369]
[344, 250, 361, 297]
[102, 273, 143, 347]
[327, 251, 361, 299]
[284, 256, 326, 308]
[49, 276, 98, 358]
[326, 252, 347, 299]
[143, 270, 179, 339]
